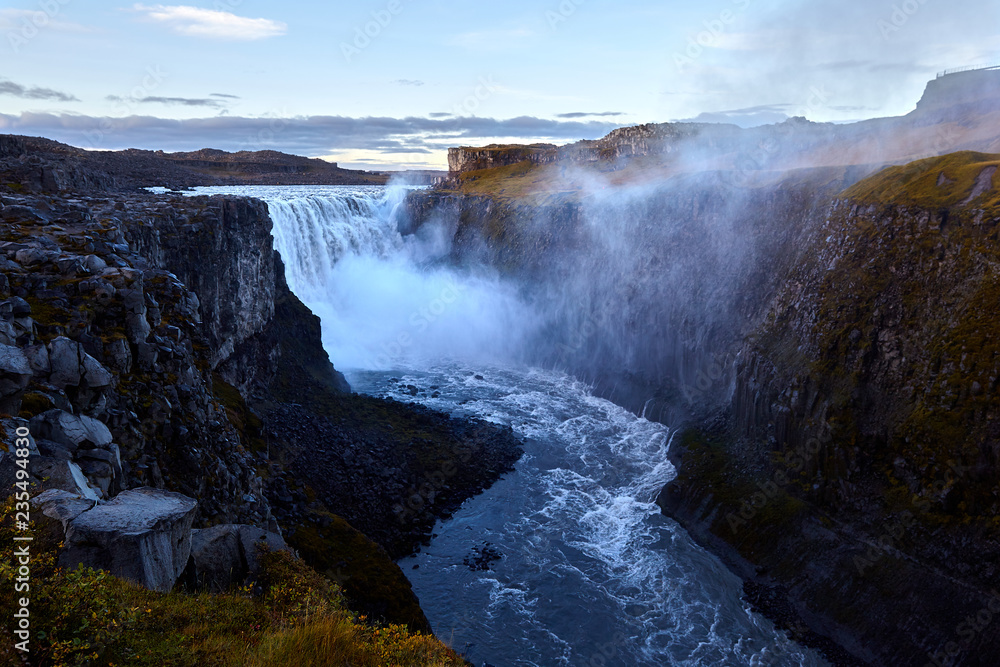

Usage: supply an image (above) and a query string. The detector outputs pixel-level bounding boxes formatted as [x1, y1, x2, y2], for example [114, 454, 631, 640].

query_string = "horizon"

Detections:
[1, 0, 998, 170]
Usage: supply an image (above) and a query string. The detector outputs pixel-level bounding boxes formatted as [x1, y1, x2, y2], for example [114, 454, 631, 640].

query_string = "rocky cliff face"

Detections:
[0, 190, 274, 526]
[0, 138, 523, 634]
[447, 144, 559, 175]
[661, 152, 1000, 666]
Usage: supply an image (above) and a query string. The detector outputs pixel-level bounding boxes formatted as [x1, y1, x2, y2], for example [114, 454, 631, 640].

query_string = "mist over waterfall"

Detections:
[262, 185, 539, 370]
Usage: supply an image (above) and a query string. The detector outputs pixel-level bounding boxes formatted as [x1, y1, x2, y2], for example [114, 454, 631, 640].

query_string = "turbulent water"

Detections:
[188, 185, 828, 667]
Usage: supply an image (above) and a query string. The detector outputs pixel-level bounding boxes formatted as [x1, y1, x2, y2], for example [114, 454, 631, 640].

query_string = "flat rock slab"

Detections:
[62, 487, 198, 592]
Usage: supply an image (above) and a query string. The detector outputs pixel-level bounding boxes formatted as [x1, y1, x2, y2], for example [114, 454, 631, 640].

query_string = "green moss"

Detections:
[287, 510, 432, 634]
[25, 297, 70, 328]
[843, 151, 1000, 211]
[18, 391, 54, 419]
[212, 373, 267, 453]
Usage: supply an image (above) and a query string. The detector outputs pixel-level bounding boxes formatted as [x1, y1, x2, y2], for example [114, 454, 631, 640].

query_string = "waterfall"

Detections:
[263, 185, 537, 370]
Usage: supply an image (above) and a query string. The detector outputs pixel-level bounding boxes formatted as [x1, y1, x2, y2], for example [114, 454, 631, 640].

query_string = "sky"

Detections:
[0, 0, 998, 170]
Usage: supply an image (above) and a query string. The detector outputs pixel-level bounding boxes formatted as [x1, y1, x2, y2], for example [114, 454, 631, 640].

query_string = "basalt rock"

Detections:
[55, 487, 198, 592]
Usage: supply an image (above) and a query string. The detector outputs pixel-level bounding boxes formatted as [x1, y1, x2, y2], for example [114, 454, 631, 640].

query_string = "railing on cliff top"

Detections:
[937, 63, 1000, 78]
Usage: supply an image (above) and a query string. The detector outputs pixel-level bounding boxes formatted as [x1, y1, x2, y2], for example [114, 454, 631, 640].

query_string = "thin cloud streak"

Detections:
[0, 80, 79, 102]
[0, 111, 621, 157]
[131, 4, 287, 40]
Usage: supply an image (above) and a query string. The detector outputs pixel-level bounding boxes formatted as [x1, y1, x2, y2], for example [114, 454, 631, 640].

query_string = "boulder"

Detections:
[47, 337, 111, 391]
[23, 344, 51, 375]
[30, 456, 101, 501]
[35, 438, 74, 460]
[47, 337, 83, 388]
[104, 338, 132, 373]
[81, 353, 112, 388]
[188, 524, 288, 591]
[238, 525, 288, 575]
[30, 409, 113, 453]
[0, 320, 16, 346]
[0, 343, 31, 410]
[61, 487, 198, 592]
[188, 524, 243, 591]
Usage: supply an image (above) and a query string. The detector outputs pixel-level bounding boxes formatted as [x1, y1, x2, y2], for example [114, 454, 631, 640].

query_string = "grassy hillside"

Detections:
[0, 500, 466, 667]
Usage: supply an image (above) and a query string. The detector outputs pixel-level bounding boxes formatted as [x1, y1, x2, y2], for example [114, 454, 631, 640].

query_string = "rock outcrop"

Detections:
[0, 135, 387, 191]
[35, 487, 197, 592]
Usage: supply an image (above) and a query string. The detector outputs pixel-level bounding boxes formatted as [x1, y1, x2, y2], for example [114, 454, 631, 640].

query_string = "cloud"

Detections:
[131, 4, 287, 40]
[210, 93, 241, 99]
[0, 8, 92, 32]
[0, 79, 78, 102]
[682, 104, 791, 128]
[556, 112, 625, 119]
[428, 112, 453, 118]
[0, 111, 622, 158]
[449, 28, 534, 50]
[394, 79, 425, 87]
[106, 95, 229, 108]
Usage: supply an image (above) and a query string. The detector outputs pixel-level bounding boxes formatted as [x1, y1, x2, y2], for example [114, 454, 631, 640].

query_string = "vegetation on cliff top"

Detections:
[842, 150, 1000, 210]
